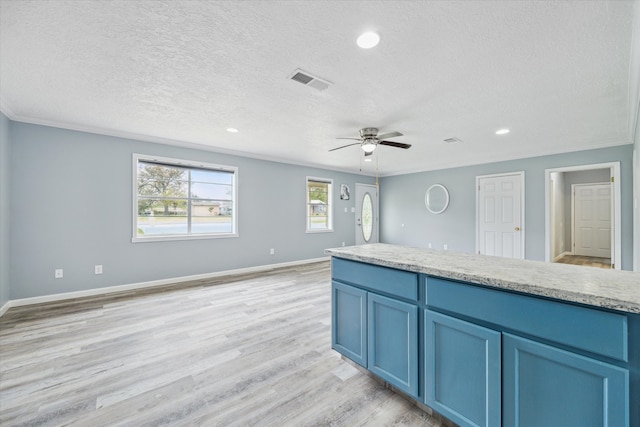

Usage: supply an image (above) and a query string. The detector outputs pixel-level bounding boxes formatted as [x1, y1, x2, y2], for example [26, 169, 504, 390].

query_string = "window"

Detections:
[133, 154, 238, 241]
[306, 177, 333, 232]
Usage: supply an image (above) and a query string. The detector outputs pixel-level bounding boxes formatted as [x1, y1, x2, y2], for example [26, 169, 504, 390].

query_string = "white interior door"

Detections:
[573, 183, 611, 258]
[477, 172, 524, 259]
[355, 184, 378, 245]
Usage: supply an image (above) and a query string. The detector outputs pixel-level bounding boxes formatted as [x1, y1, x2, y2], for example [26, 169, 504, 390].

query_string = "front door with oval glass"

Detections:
[355, 183, 379, 245]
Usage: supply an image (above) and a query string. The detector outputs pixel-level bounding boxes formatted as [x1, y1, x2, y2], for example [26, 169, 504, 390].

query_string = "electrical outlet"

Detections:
[95, 265, 103, 275]
[428, 243, 432, 249]
[270, 248, 275, 255]
[342, 241, 345, 247]
[444, 244, 448, 251]
[55, 269, 63, 279]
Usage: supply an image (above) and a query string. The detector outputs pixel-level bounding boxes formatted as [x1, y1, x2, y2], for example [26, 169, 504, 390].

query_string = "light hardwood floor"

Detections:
[0, 261, 451, 426]
[555, 254, 612, 269]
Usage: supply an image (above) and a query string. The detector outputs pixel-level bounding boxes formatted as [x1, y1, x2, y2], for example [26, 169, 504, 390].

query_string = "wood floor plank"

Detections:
[0, 261, 450, 426]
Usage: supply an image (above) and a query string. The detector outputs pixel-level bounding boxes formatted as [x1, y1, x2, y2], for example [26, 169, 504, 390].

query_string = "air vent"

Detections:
[289, 69, 332, 91]
[443, 137, 463, 144]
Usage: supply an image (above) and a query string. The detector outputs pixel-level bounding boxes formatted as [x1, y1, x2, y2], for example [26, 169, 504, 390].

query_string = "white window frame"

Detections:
[132, 153, 238, 242]
[306, 176, 333, 233]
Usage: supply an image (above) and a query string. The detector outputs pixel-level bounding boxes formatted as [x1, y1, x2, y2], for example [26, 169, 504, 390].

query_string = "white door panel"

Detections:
[573, 183, 611, 258]
[477, 172, 524, 259]
[355, 184, 378, 245]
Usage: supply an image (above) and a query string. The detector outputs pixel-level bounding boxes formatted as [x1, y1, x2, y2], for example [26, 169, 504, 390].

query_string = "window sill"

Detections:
[132, 233, 239, 243]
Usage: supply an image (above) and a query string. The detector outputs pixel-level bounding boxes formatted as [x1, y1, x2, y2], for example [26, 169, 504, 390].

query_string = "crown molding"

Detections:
[0, 102, 375, 177]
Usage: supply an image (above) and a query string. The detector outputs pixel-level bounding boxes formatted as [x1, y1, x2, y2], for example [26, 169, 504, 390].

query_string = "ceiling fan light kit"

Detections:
[362, 139, 377, 153]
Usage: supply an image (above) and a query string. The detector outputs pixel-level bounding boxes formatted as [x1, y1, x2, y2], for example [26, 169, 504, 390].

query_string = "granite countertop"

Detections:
[325, 243, 640, 314]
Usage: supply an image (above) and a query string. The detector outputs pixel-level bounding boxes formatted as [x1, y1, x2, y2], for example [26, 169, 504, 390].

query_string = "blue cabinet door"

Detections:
[425, 310, 501, 427]
[503, 333, 629, 427]
[331, 281, 367, 367]
[368, 293, 418, 397]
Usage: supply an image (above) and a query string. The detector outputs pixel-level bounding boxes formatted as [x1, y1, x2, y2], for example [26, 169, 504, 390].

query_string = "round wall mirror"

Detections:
[425, 184, 450, 214]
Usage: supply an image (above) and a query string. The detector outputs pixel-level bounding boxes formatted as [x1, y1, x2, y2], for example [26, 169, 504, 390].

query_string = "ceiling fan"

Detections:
[330, 127, 411, 156]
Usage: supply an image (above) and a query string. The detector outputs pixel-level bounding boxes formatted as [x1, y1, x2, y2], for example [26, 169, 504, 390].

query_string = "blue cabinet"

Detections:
[331, 257, 636, 427]
[331, 281, 367, 367]
[331, 258, 419, 397]
[425, 310, 501, 427]
[503, 333, 629, 427]
[368, 293, 418, 397]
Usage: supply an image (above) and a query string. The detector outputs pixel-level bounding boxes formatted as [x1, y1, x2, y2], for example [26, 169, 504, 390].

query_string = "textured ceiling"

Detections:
[1, 0, 638, 176]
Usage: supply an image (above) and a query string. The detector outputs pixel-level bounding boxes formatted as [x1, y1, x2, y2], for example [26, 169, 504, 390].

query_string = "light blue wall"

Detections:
[0, 113, 10, 308]
[635, 110, 640, 271]
[379, 145, 635, 270]
[9, 121, 374, 299]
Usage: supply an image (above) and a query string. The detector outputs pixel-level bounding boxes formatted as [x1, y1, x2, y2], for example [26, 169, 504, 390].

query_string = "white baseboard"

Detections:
[0, 257, 329, 316]
[553, 251, 572, 262]
[0, 301, 10, 317]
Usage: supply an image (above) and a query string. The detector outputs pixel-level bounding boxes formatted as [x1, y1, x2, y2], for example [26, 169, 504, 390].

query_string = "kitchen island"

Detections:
[326, 243, 640, 427]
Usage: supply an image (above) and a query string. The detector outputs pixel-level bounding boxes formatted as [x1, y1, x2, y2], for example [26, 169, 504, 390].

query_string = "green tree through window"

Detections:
[134, 155, 237, 240]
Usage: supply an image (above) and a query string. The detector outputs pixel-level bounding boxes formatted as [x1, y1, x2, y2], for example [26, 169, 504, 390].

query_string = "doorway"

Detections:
[355, 183, 378, 245]
[545, 162, 620, 270]
[476, 172, 525, 259]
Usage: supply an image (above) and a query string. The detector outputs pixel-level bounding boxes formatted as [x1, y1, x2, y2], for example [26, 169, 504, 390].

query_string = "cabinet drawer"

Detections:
[426, 277, 628, 362]
[332, 258, 418, 302]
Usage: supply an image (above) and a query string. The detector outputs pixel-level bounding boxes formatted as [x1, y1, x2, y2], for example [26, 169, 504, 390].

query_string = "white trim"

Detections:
[0, 257, 329, 316]
[475, 171, 525, 259]
[544, 162, 621, 270]
[132, 153, 239, 242]
[553, 251, 573, 262]
[0, 301, 11, 317]
[0, 104, 374, 177]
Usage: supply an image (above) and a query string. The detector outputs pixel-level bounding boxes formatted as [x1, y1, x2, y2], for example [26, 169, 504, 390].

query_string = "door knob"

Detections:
[514, 227, 520, 231]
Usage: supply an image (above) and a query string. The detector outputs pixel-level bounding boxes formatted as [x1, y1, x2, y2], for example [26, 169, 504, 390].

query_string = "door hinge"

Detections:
[611, 177, 614, 183]
[612, 263, 615, 269]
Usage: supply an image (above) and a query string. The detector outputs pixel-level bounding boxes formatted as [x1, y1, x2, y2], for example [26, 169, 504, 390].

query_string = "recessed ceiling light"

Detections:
[226, 128, 239, 133]
[357, 32, 380, 49]
[496, 128, 510, 135]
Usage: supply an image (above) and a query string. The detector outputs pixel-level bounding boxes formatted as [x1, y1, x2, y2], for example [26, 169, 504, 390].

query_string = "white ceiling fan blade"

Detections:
[377, 131, 402, 140]
[329, 142, 360, 151]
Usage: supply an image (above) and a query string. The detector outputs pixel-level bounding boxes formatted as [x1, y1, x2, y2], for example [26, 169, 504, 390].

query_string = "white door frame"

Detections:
[544, 162, 621, 269]
[475, 171, 525, 258]
[355, 183, 379, 245]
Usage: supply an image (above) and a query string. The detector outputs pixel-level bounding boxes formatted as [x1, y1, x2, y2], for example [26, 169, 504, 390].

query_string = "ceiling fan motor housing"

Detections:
[359, 127, 379, 138]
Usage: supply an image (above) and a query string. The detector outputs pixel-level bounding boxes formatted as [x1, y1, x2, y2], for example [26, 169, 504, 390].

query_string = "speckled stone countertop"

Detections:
[325, 243, 640, 314]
